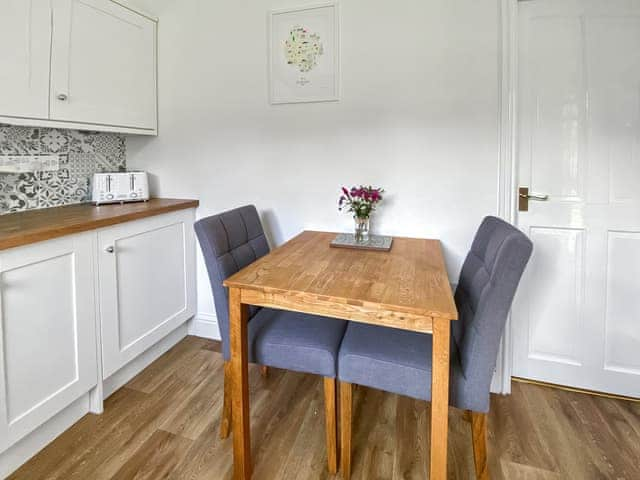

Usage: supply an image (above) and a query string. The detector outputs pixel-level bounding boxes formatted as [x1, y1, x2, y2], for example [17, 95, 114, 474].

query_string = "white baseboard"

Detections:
[188, 312, 220, 340]
[0, 395, 90, 479]
[102, 323, 188, 399]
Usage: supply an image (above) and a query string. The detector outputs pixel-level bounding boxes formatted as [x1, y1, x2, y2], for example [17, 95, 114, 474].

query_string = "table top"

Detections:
[225, 230, 458, 321]
[0, 198, 199, 251]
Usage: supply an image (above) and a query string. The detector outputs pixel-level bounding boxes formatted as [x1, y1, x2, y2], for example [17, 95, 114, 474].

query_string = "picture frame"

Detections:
[268, 2, 340, 104]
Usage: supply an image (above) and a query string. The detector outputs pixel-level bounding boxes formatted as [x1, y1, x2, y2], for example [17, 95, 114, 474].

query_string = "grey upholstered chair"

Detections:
[337, 216, 533, 480]
[195, 205, 347, 474]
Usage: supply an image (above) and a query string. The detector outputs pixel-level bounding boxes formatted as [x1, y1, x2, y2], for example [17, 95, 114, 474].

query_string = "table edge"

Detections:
[223, 282, 458, 321]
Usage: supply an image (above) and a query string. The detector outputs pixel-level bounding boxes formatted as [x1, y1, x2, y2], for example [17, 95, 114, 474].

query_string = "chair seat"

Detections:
[248, 308, 348, 378]
[338, 322, 436, 401]
[337, 322, 484, 411]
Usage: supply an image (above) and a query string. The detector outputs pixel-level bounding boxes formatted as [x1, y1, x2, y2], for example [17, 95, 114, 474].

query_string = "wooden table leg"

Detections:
[430, 317, 451, 480]
[229, 287, 251, 479]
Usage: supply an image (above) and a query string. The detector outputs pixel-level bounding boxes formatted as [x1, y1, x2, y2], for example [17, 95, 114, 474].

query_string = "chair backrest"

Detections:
[453, 216, 532, 409]
[194, 205, 270, 360]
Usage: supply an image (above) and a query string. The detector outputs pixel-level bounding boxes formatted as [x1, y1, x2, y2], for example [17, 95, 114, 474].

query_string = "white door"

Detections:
[0, 233, 98, 452]
[0, 0, 51, 119]
[98, 211, 196, 379]
[49, 0, 157, 130]
[513, 0, 640, 398]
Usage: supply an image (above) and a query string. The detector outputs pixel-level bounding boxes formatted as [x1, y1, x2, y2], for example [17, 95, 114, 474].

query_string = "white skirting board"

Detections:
[188, 312, 220, 340]
[0, 323, 188, 479]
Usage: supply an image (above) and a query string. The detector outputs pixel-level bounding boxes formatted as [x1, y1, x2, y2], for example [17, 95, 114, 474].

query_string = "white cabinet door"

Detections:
[98, 210, 196, 379]
[513, 0, 640, 398]
[49, 0, 157, 130]
[0, 233, 98, 452]
[0, 0, 52, 119]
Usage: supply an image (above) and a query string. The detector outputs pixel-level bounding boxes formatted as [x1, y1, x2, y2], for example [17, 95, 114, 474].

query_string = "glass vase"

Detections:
[354, 216, 370, 243]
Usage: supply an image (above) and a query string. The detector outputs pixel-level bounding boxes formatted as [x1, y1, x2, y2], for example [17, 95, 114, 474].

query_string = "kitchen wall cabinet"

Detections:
[98, 209, 196, 378]
[0, 0, 52, 120]
[50, 0, 157, 131]
[0, 0, 157, 135]
[0, 232, 98, 452]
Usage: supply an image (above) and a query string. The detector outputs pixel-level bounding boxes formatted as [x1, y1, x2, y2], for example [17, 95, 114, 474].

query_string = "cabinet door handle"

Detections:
[105, 246, 115, 253]
[57, 93, 68, 101]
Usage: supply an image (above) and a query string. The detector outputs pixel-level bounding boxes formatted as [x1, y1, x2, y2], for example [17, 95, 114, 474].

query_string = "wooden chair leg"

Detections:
[323, 378, 338, 474]
[470, 411, 489, 480]
[340, 381, 352, 480]
[220, 361, 232, 439]
[260, 365, 269, 378]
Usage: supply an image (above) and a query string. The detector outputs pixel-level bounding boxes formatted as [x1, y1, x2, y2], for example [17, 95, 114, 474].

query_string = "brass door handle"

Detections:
[519, 187, 548, 211]
[519, 192, 548, 201]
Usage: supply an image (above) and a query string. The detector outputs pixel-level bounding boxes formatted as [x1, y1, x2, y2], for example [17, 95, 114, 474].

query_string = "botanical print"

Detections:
[270, 3, 338, 104]
[0, 125, 126, 215]
[284, 25, 324, 73]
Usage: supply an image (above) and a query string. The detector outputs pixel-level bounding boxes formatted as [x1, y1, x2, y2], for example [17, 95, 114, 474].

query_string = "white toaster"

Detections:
[91, 171, 150, 205]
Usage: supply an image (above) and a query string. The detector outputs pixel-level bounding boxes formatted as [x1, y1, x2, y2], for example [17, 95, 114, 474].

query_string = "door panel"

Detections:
[50, 0, 156, 129]
[0, 233, 97, 452]
[526, 227, 584, 366]
[115, 223, 186, 350]
[0, 0, 51, 119]
[528, 16, 585, 202]
[604, 231, 640, 375]
[585, 17, 640, 205]
[3, 254, 78, 423]
[98, 211, 196, 379]
[513, 0, 640, 398]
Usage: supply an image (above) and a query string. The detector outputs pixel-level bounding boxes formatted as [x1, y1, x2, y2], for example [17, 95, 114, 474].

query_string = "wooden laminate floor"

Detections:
[10, 336, 640, 479]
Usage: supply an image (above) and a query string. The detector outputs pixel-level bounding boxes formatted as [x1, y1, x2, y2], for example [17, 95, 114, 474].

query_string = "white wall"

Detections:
[127, 0, 502, 335]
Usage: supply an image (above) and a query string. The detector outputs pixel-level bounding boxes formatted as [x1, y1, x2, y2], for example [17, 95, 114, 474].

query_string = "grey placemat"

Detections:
[330, 233, 393, 251]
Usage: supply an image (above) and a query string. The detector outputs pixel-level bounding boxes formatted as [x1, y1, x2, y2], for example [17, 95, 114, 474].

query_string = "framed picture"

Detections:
[269, 2, 339, 104]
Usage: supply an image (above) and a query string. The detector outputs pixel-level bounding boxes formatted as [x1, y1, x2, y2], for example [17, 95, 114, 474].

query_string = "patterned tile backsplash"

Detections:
[0, 125, 126, 214]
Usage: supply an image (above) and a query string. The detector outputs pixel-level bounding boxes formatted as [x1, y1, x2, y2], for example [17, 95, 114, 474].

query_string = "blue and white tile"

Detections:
[68, 130, 98, 153]
[0, 173, 39, 214]
[92, 134, 126, 170]
[68, 152, 96, 178]
[36, 170, 90, 208]
[0, 125, 41, 155]
[0, 125, 125, 214]
[39, 129, 70, 154]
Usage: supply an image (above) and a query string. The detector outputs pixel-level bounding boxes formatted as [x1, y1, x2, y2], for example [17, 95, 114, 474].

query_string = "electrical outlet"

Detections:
[0, 155, 60, 173]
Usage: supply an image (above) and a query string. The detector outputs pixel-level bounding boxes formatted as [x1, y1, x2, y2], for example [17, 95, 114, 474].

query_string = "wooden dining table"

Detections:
[223, 230, 458, 479]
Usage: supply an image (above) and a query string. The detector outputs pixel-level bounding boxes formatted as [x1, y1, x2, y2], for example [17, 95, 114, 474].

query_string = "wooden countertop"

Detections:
[0, 198, 199, 251]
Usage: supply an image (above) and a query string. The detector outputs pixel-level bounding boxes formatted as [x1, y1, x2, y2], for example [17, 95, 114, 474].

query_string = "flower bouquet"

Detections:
[339, 185, 384, 242]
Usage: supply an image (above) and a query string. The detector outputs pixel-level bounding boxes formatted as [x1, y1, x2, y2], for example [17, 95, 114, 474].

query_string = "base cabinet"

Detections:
[98, 210, 196, 378]
[0, 207, 196, 475]
[0, 233, 98, 452]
